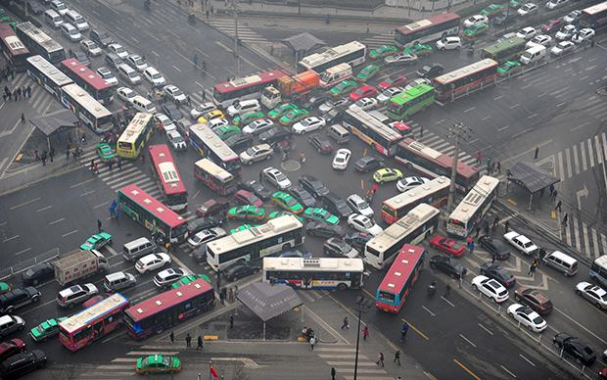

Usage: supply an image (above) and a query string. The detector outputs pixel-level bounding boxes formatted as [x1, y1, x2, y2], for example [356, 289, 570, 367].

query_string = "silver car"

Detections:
[240, 144, 274, 165]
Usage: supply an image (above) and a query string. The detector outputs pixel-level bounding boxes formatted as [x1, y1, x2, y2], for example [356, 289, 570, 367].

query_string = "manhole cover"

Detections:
[281, 160, 300, 171]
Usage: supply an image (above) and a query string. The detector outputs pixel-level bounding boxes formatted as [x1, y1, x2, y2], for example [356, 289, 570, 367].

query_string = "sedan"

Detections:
[262, 167, 292, 190]
[516, 26, 537, 40]
[30, 317, 68, 342]
[373, 168, 403, 184]
[161, 104, 182, 121]
[136, 355, 182, 375]
[190, 102, 217, 119]
[349, 85, 378, 102]
[507, 304, 548, 333]
[298, 175, 329, 198]
[429, 237, 465, 257]
[517, 3, 538, 16]
[555, 24, 577, 40]
[330, 80, 358, 97]
[186, 227, 226, 249]
[377, 87, 404, 104]
[396, 176, 429, 192]
[347, 214, 383, 236]
[550, 41, 575, 56]
[80, 39, 102, 56]
[126, 54, 148, 72]
[259, 127, 292, 144]
[240, 144, 273, 165]
[153, 268, 188, 288]
[572, 28, 595, 44]
[345, 232, 371, 251]
[155, 113, 176, 133]
[384, 53, 418, 66]
[480, 263, 516, 288]
[279, 108, 310, 126]
[95, 142, 116, 163]
[464, 14, 489, 28]
[143, 66, 166, 88]
[429, 255, 465, 279]
[271, 192, 304, 214]
[239, 180, 272, 201]
[541, 18, 562, 33]
[167, 130, 186, 150]
[268, 103, 298, 120]
[0, 338, 25, 362]
[553, 333, 596, 366]
[308, 134, 334, 155]
[471, 275, 509, 303]
[323, 238, 358, 258]
[575, 282, 607, 309]
[305, 207, 339, 225]
[404, 78, 431, 91]
[80, 232, 112, 251]
[136, 253, 171, 274]
[514, 288, 553, 315]
[227, 205, 266, 221]
[234, 189, 263, 207]
[293, 117, 326, 134]
[107, 43, 128, 59]
[289, 186, 316, 208]
[318, 98, 349, 114]
[479, 235, 511, 260]
[563, 9, 582, 24]
[527, 34, 552, 48]
[306, 221, 344, 238]
[346, 194, 373, 217]
[355, 64, 380, 82]
[117, 86, 137, 103]
[354, 156, 384, 173]
[436, 36, 462, 50]
[368, 45, 399, 59]
[378, 75, 408, 90]
[351, 97, 378, 111]
[332, 149, 351, 171]
[196, 198, 230, 218]
[503, 231, 539, 255]
[163, 85, 187, 104]
[223, 261, 260, 282]
[97, 67, 118, 87]
[242, 119, 273, 135]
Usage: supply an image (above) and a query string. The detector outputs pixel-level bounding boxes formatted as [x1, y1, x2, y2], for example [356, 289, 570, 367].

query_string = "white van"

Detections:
[65, 10, 89, 31]
[132, 95, 156, 113]
[118, 64, 142, 85]
[44, 10, 63, 28]
[50, 0, 69, 16]
[319, 63, 353, 88]
[328, 124, 351, 144]
[227, 99, 260, 117]
[543, 251, 578, 276]
[122, 237, 157, 261]
[519, 44, 546, 65]
[61, 23, 82, 42]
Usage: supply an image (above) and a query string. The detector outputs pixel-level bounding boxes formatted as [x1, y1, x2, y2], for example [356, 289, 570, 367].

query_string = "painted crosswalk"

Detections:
[560, 214, 607, 261]
[315, 345, 394, 380]
[207, 18, 269, 45]
[360, 31, 396, 50]
[549, 132, 607, 182]
[2, 73, 58, 118]
[72, 348, 181, 379]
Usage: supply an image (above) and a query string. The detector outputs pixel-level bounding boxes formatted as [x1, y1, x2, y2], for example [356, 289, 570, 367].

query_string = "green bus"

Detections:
[387, 84, 435, 121]
[481, 37, 526, 62]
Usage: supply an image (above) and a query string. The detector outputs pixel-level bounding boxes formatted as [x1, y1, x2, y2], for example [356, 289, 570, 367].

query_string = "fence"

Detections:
[0, 247, 59, 281]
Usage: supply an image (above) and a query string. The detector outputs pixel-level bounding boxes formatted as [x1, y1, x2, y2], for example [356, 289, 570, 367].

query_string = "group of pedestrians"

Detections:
[3, 85, 32, 102]
[0, 67, 15, 82]
[172, 331, 205, 350]
[219, 285, 238, 305]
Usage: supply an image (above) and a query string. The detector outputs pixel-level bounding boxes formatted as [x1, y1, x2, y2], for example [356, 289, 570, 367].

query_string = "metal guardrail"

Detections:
[0, 248, 59, 282]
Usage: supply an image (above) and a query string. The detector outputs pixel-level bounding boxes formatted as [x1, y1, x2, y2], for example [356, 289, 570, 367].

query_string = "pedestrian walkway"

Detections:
[561, 213, 606, 261]
[316, 344, 395, 380]
[207, 18, 269, 45]
[0, 73, 57, 129]
[547, 131, 607, 183]
[360, 31, 396, 49]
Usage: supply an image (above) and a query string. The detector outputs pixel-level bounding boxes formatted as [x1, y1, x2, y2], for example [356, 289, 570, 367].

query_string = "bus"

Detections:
[116, 113, 155, 159]
[432, 59, 499, 101]
[342, 107, 404, 157]
[298, 41, 366, 73]
[189, 123, 241, 174]
[124, 279, 215, 340]
[117, 184, 188, 244]
[446, 175, 500, 238]
[396, 138, 480, 193]
[376, 245, 426, 313]
[194, 158, 238, 196]
[206, 214, 305, 271]
[263, 257, 365, 290]
[589, 255, 607, 288]
[58, 294, 130, 352]
[60, 83, 113, 134]
[381, 176, 450, 224]
[60, 58, 112, 105]
[26, 55, 73, 99]
[0, 24, 29, 72]
[15, 22, 65, 64]
[580, 1, 607, 29]
[386, 83, 435, 121]
[212, 69, 285, 109]
[394, 13, 461, 48]
[365, 203, 439, 270]
[481, 37, 526, 62]
[148, 144, 188, 212]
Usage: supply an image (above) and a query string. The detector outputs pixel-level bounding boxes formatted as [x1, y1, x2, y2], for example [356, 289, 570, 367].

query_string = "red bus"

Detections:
[117, 184, 188, 244]
[60, 58, 113, 104]
[0, 24, 29, 73]
[432, 59, 499, 101]
[148, 144, 188, 212]
[376, 245, 426, 314]
[394, 13, 461, 48]
[212, 69, 285, 109]
[124, 279, 215, 340]
[58, 294, 130, 352]
[381, 176, 450, 224]
[194, 158, 238, 196]
[396, 138, 479, 193]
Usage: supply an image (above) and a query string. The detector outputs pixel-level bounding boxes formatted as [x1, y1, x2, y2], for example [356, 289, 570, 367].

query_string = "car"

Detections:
[96, 142, 116, 163]
[56, 284, 98, 308]
[396, 176, 429, 192]
[480, 263, 516, 288]
[416, 64, 444, 79]
[332, 148, 351, 170]
[187, 227, 226, 249]
[463, 23, 489, 39]
[196, 198, 230, 218]
[347, 214, 383, 236]
[436, 36, 462, 50]
[301, 93, 330, 110]
[546, 0, 568, 9]
[368, 45, 399, 59]
[163, 85, 187, 104]
[572, 28, 595, 44]
[464, 14, 489, 28]
[80, 39, 102, 56]
[346, 194, 373, 217]
[0, 315, 25, 338]
[72, 51, 90, 67]
[258, 127, 292, 145]
[528, 34, 553, 48]
[262, 167, 292, 190]
[234, 189, 263, 207]
[0, 283, 11, 296]
[324, 238, 358, 258]
[503, 231, 539, 255]
[279, 250, 312, 259]
[555, 24, 576, 40]
[268, 103, 298, 120]
[478, 235, 511, 260]
[322, 193, 353, 219]
[223, 261, 261, 282]
[308, 134, 334, 155]
[117, 86, 137, 103]
[376, 87, 404, 104]
[238, 180, 271, 201]
[429, 255, 466, 279]
[514, 288, 553, 315]
[507, 304, 548, 332]
[21, 263, 54, 287]
[373, 168, 403, 184]
[563, 9, 582, 24]
[29, 318, 67, 342]
[155, 113, 177, 133]
[187, 217, 221, 237]
[0, 287, 41, 314]
[494, 12, 518, 26]
[404, 78, 431, 92]
[80, 232, 112, 250]
[171, 274, 211, 288]
[378, 75, 408, 91]
[351, 97, 378, 111]
[166, 130, 187, 150]
[96, 67, 118, 87]
[344, 232, 371, 252]
[354, 156, 384, 173]
[136, 354, 182, 375]
[541, 18, 562, 33]
[355, 64, 380, 82]
[239, 144, 273, 165]
[319, 99, 349, 114]
[271, 192, 304, 214]
[0, 338, 25, 362]
[126, 54, 148, 72]
[135, 253, 171, 274]
[429, 237, 465, 257]
[405, 42, 433, 57]
[26, 1, 45, 15]
[471, 275, 509, 303]
[349, 85, 378, 102]
[143, 66, 166, 88]
[107, 43, 128, 59]
[227, 205, 266, 221]
[104, 271, 137, 293]
[225, 132, 254, 151]
[279, 108, 310, 126]
[240, 118, 272, 135]
[306, 222, 344, 238]
[190, 102, 216, 119]
[480, 3, 504, 17]
[232, 111, 264, 127]
[293, 117, 326, 134]
[330, 80, 358, 97]
[553, 333, 596, 366]
[267, 211, 303, 222]
[517, 3, 538, 15]
[384, 53, 418, 66]
[153, 268, 188, 288]
[209, 124, 238, 141]
[299, 175, 329, 198]
[161, 104, 183, 121]
[304, 207, 339, 225]
[289, 186, 316, 208]
[90, 29, 113, 48]
[497, 60, 523, 76]
[575, 282, 607, 309]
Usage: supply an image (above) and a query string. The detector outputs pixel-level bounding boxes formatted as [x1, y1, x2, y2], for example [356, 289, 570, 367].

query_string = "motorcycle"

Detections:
[427, 281, 437, 296]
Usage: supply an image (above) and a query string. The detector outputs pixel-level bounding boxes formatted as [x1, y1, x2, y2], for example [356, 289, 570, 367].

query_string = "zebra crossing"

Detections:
[207, 18, 269, 45]
[315, 345, 395, 380]
[562, 214, 607, 261]
[360, 31, 395, 50]
[549, 132, 607, 182]
[2, 73, 58, 118]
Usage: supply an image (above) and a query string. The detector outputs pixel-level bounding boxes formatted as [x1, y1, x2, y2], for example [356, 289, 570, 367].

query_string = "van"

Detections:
[319, 63, 353, 88]
[103, 272, 137, 293]
[122, 237, 157, 261]
[61, 23, 82, 42]
[50, 0, 69, 16]
[132, 95, 156, 113]
[328, 124, 350, 144]
[543, 251, 578, 276]
[44, 10, 63, 28]
[227, 99, 260, 118]
[519, 45, 546, 65]
[118, 64, 141, 85]
[65, 10, 89, 31]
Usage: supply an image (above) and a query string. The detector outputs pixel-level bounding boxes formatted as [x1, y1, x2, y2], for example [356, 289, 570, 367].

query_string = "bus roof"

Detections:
[345, 107, 403, 141]
[189, 123, 239, 161]
[59, 294, 129, 334]
[434, 59, 498, 85]
[482, 37, 526, 55]
[377, 245, 425, 294]
[594, 255, 607, 268]
[149, 144, 186, 196]
[398, 138, 479, 178]
[583, 1, 607, 15]
[449, 175, 500, 223]
[396, 13, 460, 35]
[16, 22, 63, 53]
[27, 55, 73, 87]
[299, 41, 365, 69]
[0, 24, 29, 56]
[194, 158, 235, 182]
[213, 69, 285, 94]
[61, 84, 112, 118]
[383, 176, 450, 210]
[391, 83, 434, 106]
[118, 184, 185, 228]
[263, 257, 364, 272]
[61, 58, 109, 90]
[324, 63, 351, 74]
[125, 279, 213, 322]
[118, 113, 154, 144]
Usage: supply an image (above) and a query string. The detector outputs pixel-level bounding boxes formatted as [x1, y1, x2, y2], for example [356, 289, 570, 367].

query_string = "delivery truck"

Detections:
[54, 249, 110, 286]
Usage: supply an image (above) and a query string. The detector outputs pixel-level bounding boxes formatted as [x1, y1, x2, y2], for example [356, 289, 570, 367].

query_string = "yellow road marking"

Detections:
[400, 318, 429, 340]
[453, 359, 481, 380]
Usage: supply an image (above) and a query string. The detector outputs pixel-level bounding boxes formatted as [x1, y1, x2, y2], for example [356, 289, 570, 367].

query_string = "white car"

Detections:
[155, 113, 176, 133]
[108, 43, 128, 59]
[208, 118, 229, 129]
[243, 119, 274, 135]
[190, 102, 217, 119]
[166, 130, 187, 151]
[350, 97, 378, 111]
[550, 41, 575, 56]
[527, 34, 552, 48]
[575, 282, 607, 309]
[347, 214, 383, 236]
[503, 231, 539, 256]
[164, 85, 187, 104]
[464, 14, 489, 28]
[471, 275, 509, 303]
[143, 67, 166, 88]
[80, 39, 102, 56]
[117, 86, 137, 103]
[384, 53, 418, 66]
[563, 9, 581, 24]
[555, 24, 577, 40]
[377, 87, 404, 104]
[396, 176, 430, 192]
[135, 253, 171, 274]
[153, 268, 188, 288]
[546, 0, 568, 9]
[126, 54, 148, 72]
[517, 3, 538, 16]
[240, 144, 274, 165]
[293, 117, 326, 134]
[516, 26, 537, 40]
[97, 67, 118, 87]
[404, 78, 431, 91]
[346, 194, 373, 217]
[332, 149, 352, 170]
[186, 227, 226, 249]
[262, 167, 292, 190]
[436, 36, 462, 50]
[571, 28, 595, 44]
[319, 98, 349, 114]
[507, 303, 548, 332]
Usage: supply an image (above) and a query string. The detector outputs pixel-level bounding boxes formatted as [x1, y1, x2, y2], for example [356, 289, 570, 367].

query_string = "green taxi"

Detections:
[171, 274, 211, 289]
[268, 211, 304, 222]
[405, 42, 433, 57]
[230, 224, 254, 234]
[212, 125, 241, 140]
[233, 111, 264, 126]
[271, 192, 303, 214]
[355, 64, 380, 83]
[0, 282, 12, 295]
[498, 60, 523, 76]
[368, 45, 399, 60]
[268, 103, 298, 120]
[135, 355, 182, 375]
[304, 207, 340, 225]
[480, 4, 504, 17]
[330, 80, 358, 97]
[463, 23, 489, 39]
[30, 317, 68, 342]
[279, 108, 310, 126]
[96, 142, 116, 163]
[227, 205, 266, 221]
[373, 168, 404, 184]
[509, 0, 524, 9]
[80, 232, 112, 250]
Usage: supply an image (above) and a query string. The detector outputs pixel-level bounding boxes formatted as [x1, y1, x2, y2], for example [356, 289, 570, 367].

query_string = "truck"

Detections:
[261, 70, 320, 109]
[54, 249, 110, 286]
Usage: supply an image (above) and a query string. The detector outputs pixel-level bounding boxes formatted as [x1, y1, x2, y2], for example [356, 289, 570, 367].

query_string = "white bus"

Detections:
[298, 41, 366, 73]
[394, 13, 461, 48]
[446, 175, 500, 238]
[206, 214, 305, 271]
[26, 55, 73, 99]
[263, 257, 365, 290]
[381, 176, 450, 224]
[590, 255, 607, 288]
[189, 123, 241, 175]
[15, 22, 65, 64]
[365, 203, 440, 269]
[60, 83, 113, 134]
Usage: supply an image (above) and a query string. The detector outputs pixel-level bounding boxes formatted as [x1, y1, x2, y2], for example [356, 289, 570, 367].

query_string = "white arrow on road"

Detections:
[576, 184, 589, 210]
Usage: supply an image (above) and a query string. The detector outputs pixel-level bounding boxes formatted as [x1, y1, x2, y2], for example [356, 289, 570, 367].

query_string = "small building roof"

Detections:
[507, 162, 559, 194]
[282, 32, 326, 53]
[29, 109, 79, 136]
[236, 282, 302, 322]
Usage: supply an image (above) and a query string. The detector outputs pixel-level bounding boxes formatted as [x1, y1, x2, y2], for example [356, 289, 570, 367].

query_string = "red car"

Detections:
[378, 75, 407, 91]
[234, 190, 263, 207]
[541, 19, 562, 34]
[429, 236, 465, 257]
[389, 121, 413, 137]
[0, 339, 26, 362]
[196, 198, 230, 217]
[349, 85, 377, 102]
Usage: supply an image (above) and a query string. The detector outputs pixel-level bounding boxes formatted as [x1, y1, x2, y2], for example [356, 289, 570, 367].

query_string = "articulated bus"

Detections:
[580, 1, 607, 29]
[432, 59, 499, 101]
[212, 69, 285, 109]
[189, 123, 241, 174]
[394, 13, 461, 48]
[381, 176, 450, 224]
[117, 113, 155, 158]
[365, 203, 439, 270]
[60, 58, 112, 104]
[148, 144, 188, 212]
[194, 158, 238, 196]
[446, 175, 500, 238]
[481, 37, 526, 62]
[387, 83, 435, 121]
[342, 106, 404, 157]
[298, 41, 366, 73]
[26, 55, 73, 99]
[376, 245, 426, 313]
[15, 22, 65, 64]
[590, 255, 607, 288]
[263, 257, 365, 290]
[0, 23, 29, 72]
[59, 294, 130, 352]
[60, 83, 113, 134]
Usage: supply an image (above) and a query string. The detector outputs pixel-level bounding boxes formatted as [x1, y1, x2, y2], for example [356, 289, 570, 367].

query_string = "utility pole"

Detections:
[353, 296, 373, 380]
[446, 122, 471, 213]
[232, 0, 240, 77]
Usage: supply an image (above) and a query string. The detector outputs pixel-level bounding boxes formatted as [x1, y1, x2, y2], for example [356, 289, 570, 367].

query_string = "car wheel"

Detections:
[32, 295, 40, 303]
[6, 306, 14, 314]
[266, 155, 272, 160]
[576, 289, 582, 295]
[472, 284, 478, 291]
[246, 160, 253, 165]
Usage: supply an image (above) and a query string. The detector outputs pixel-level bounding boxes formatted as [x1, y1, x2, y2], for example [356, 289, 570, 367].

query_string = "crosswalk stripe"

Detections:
[315, 347, 357, 352]
[565, 218, 572, 246]
[602, 133, 607, 166]
[573, 217, 581, 251]
[582, 222, 591, 258]
[592, 228, 600, 259]
[580, 142, 587, 172]
[343, 376, 395, 380]
[110, 173, 148, 189]
[573, 144, 580, 175]
[588, 139, 595, 168]
[602, 233, 607, 253]
[565, 148, 572, 178]
[103, 167, 139, 184]
[326, 361, 377, 366]
[318, 354, 367, 359]
[336, 368, 388, 374]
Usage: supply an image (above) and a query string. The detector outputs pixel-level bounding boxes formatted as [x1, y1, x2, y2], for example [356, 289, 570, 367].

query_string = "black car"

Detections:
[90, 29, 114, 48]
[259, 127, 292, 144]
[224, 133, 253, 152]
[302, 93, 329, 110]
[322, 192, 353, 219]
[480, 263, 516, 288]
[552, 333, 596, 366]
[299, 175, 329, 198]
[0, 287, 41, 314]
[26, 2, 45, 14]
[323, 238, 358, 258]
[161, 104, 183, 121]
[289, 186, 316, 208]
[222, 261, 260, 282]
[429, 255, 465, 279]
[187, 217, 221, 236]
[72, 51, 90, 67]
[306, 222, 344, 238]
[104, 53, 123, 70]
[416, 63, 444, 79]
[344, 232, 372, 251]
[0, 349, 46, 379]
[239, 180, 271, 201]
[21, 263, 54, 286]
[196, 198, 230, 218]
[479, 235, 511, 260]
[354, 156, 384, 173]
[308, 134, 334, 155]
[494, 12, 517, 26]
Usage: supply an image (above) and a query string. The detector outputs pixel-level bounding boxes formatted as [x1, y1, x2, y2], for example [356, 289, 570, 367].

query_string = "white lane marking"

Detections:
[519, 354, 535, 367]
[459, 334, 477, 348]
[37, 205, 53, 212]
[573, 217, 581, 251]
[9, 197, 41, 210]
[422, 305, 436, 316]
[62, 230, 78, 237]
[588, 139, 595, 168]
[49, 218, 65, 225]
[477, 323, 494, 335]
[500, 365, 516, 378]
[14, 248, 32, 256]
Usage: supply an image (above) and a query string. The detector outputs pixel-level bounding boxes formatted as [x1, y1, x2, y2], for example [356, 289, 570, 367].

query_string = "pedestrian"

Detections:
[483, 222, 489, 236]
[185, 333, 192, 348]
[201, 91, 206, 101]
[362, 325, 369, 341]
[341, 317, 349, 330]
[97, 219, 102, 233]
[205, 9, 209, 19]
[539, 248, 547, 263]
[549, 183, 555, 197]
[445, 284, 451, 297]
[49, 147, 55, 162]
[474, 225, 481, 238]
[492, 216, 499, 231]
[419, 125, 424, 138]
[528, 260, 538, 276]
[93, 163, 99, 175]
[469, 241, 475, 254]
[534, 146, 539, 159]
[551, 189, 558, 202]
[117, 158, 122, 171]
[170, 331, 175, 343]
[216, 271, 222, 289]
[309, 336, 316, 350]
[491, 253, 496, 264]
[539, 188, 544, 197]
[229, 314, 234, 329]
[187, 95, 192, 106]
[331, 367, 336, 380]
[504, 220, 510, 233]
[496, 161, 501, 174]
[197, 335, 203, 350]
[228, 287, 235, 302]
[34, 150, 40, 161]
[108, 160, 113, 171]
[10, 68, 13, 80]
[65, 145, 70, 160]
[27, 86, 32, 97]
[400, 322, 409, 342]
[555, 200, 562, 212]
[460, 267, 467, 288]
[476, 151, 482, 164]
[41, 153, 47, 166]
[21, 113, 25, 123]
[220, 288, 226, 305]
[562, 213, 568, 227]
[376, 352, 384, 367]
[394, 350, 401, 366]
[466, 236, 473, 248]
[371, 182, 379, 195]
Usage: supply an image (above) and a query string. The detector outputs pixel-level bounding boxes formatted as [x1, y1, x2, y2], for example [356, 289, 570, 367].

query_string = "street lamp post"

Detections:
[353, 296, 373, 380]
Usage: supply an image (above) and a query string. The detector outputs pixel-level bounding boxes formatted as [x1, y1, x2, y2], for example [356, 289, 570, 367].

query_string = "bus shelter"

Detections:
[30, 109, 79, 152]
[281, 32, 326, 66]
[506, 162, 560, 209]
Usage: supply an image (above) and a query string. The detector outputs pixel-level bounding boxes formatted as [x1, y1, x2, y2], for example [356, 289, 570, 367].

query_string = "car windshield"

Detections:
[275, 172, 286, 181]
